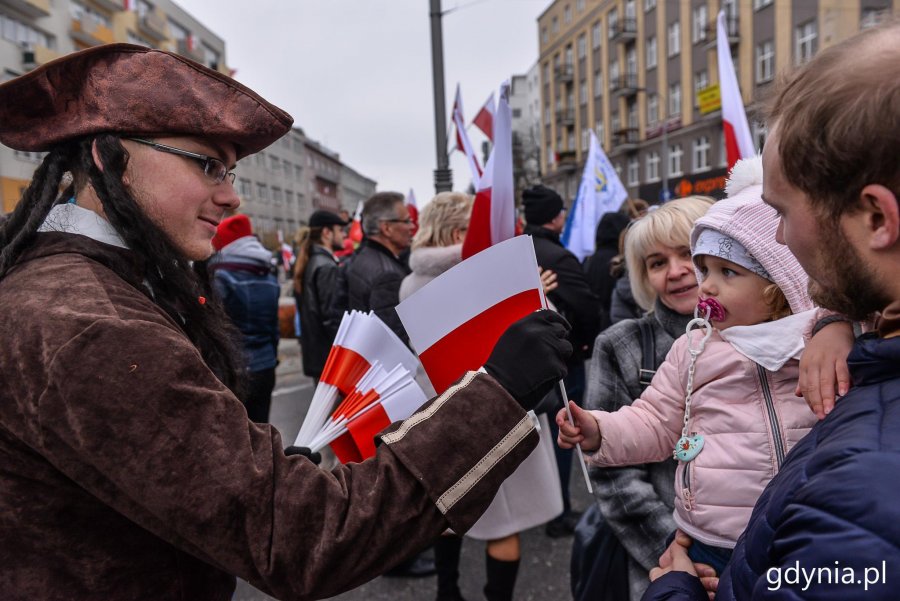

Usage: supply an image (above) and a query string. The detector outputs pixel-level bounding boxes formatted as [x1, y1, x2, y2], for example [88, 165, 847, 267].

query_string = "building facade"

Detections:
[509, 63, 543, 203]
[537, 0, 896, 206]
[340, 163, 377, 215]
[0, 0, 377, 247]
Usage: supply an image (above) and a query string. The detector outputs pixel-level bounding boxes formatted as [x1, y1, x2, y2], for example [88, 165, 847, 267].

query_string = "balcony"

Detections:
[70, 17, 115, 47]
[555, 64, 574, 84]
[611, 72, 639, 97]
[556, 150, 578, 171]
[705, 16, 739, 49]
[0, 0, 50, 18]
[86, 0, 124, 13]
[176, 39, 205, 63]
[555, 108, 575, 127]
[612, 128, 640, 153]
[609, 18, 637, 42]
[137, 8, 168, 40]
[21, 44, 59, 71]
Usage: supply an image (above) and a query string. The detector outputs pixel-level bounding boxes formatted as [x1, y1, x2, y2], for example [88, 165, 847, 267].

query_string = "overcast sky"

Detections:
[175, 0, 549, 209]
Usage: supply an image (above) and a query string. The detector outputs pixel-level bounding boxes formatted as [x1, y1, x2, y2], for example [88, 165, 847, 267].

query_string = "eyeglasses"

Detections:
[381, 218, 414, 225]
[125, 138, 236, 185]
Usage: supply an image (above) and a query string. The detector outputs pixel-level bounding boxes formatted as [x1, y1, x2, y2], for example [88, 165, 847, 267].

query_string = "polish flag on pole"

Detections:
[472, 93, 496, 142]
[293, 311, 419, 449]
[348, 199, 364, 244]
[452, 84, 483, 187]
[407, 189, 419, 236]
[717, 9, 755, 169]
[461, 81, 516, 260]
[397, 235, 545, 394]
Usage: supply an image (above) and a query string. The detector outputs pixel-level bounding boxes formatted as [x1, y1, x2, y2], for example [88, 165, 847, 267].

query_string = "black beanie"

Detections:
[522, 185, 564, 225]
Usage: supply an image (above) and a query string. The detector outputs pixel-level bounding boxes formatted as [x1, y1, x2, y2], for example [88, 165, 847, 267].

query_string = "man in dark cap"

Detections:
[293, 209, 349, 382]
[522, 185, 601, 537]
[0, 44, 574, 600]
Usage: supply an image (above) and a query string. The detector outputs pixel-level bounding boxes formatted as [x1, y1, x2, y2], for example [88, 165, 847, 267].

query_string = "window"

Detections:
[552, 16, 559, 33]
[576, 0, 585, 11]
[594, 70, 603, 97]
[627, 157, 639, 186]
[269, 155, 280, 171]
[2, 13, 54, 48]
[256, 183, 269, 201]
[202, 43, 220, 69]
[255, 152, 265, 167]
[646, 151, 660, 181]
[239, 178, 252, 197]
[285, 190, 294, 206]
[627, 101, 638, 129]
[543, 62, 550, 84]
[545, 104, 551, 123]
[644, 0, 656, 10]
[592, 22, 602, 48]
[609, 59, 620, 84]
[795, 20, 817, 65]
[168, 18, 188, 41]
[753, 0, 773, 9]
[668, 21, 680, 57]
[625, 0, 636, 20]
[719, 131, 728, 167]
[610, 112, 621, 133]
[294, 165, 303, 180]
[646, 36, 657, 69]
[692, 5, 708, 43]
[669, 83, 681, 116]
[512, 108, 522, 118]
[578, 34, 586, 59]
[272, 187, 284, 205]
[693, 136, 710, 172]
[625, 46, 637, 76]
[582, 128, 590, 151]
[564, 5, 572, 24]
[755, 40, 774, 83]
[580, 80, 588, 104]
[647, 94, 659, 125]
[693, 70, 708, 107]
[669, 143, 684, 176]
[608, 8, 618, 39]
[861, 8, 889, 29]
[752, 122, 767, 156]
[568, 130, 576, 151]
[565, 45, 574, 67]
[595, 120, 604, 146]
[542, 26, 548, 44]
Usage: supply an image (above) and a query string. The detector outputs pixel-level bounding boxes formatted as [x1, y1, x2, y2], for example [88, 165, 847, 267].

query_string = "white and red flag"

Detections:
[397, 235, 544, 394]
[347, 199, 364, 245]
[407, 189, 419, 236]
[293, 311, 419, 451]
[472, 93, 496, 141]
[452, 84, 483, 187]
[276, 230, 294, 272]
[461, 81, 516, 260]
[716, 9, 755, 169]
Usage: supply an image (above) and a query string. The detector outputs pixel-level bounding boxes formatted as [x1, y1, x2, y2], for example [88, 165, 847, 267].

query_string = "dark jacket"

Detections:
[584, 212, 630, 331]
[586, 299, 691, 601]
[297, 245, 341, 378]
[610, 272, 643, 324]
[526, 225, 600, 360]
[0, 232, 539, 601]
[209, 238, 280, 372]
[643, 333, 900, 601]
[344, 238, 411, 342]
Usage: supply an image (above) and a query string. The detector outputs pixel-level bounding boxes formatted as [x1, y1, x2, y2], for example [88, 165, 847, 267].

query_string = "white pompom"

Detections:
[725, 155, 764, 197]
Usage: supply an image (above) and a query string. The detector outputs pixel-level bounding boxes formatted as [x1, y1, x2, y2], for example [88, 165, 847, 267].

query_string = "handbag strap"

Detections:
[637, 319, 656, 391]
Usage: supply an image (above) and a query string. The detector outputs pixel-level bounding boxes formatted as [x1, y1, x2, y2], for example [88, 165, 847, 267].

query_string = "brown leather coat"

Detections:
[0, 232, 538, 600]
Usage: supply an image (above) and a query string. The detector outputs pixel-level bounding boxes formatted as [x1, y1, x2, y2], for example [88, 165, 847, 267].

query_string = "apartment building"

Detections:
[341, 163, 377, 215]
[509, 63, 543, 203]
[537, 0, 896, 205]
[0, 0, 377, 245]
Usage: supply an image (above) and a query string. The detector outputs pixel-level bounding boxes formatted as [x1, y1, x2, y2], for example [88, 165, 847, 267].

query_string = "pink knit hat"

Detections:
[690, 156, 813, 314]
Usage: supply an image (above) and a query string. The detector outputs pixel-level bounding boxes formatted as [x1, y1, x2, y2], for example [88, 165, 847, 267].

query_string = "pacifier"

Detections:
[696, 297, 726, 322]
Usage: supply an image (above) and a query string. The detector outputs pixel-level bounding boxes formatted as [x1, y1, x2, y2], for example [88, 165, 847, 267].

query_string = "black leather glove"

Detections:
[484, 310, 572, 411]
[284, 446, 322, 465]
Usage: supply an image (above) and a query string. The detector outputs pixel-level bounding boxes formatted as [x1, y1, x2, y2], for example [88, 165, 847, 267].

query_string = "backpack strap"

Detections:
[637, 319, 656, 391]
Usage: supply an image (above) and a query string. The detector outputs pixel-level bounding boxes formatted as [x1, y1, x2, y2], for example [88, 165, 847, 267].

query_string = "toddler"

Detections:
[558, 156, 819, 573]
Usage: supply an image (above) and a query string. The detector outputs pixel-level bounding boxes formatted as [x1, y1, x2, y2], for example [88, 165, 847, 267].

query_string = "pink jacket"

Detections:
[587, 326, 817, 548]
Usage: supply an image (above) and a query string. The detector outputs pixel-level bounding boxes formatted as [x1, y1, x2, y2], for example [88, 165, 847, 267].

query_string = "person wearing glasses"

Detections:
[343, 191, 416, 343]
[0, 44, 574, 599]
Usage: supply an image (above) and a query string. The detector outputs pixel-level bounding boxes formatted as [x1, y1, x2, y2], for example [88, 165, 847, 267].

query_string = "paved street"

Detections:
[233, 340, 591, 601]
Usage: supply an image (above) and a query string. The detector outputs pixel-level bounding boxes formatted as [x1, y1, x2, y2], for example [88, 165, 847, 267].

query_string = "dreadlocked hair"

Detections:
[0, 135, 246, 395]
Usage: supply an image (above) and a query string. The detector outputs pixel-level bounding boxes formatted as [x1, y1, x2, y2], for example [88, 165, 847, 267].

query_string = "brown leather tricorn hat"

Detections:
[0, 43, 293, 160]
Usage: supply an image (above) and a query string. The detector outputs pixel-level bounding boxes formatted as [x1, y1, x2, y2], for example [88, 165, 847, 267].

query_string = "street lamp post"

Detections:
[429, 0, 452, 193]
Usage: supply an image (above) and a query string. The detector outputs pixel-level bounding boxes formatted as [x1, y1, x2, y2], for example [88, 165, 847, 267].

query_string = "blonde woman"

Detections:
[401, 192, 562, 601]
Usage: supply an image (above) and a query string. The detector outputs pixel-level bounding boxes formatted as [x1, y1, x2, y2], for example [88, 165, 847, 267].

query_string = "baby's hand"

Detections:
[555, 401, 601, 451]
[798, 319, 854, 419]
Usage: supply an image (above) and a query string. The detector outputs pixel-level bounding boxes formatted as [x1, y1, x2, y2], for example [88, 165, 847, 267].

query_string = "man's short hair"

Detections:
[768, 21, 900, 220]
[362, 191, 405, 236]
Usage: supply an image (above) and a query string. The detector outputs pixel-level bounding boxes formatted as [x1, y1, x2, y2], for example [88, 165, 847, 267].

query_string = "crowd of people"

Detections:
[0, 19, 898, 601]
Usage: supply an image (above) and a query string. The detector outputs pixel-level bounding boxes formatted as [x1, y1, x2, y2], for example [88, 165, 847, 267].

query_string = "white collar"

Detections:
[37, 203, 129, 250]
[718, 309, 817, 371]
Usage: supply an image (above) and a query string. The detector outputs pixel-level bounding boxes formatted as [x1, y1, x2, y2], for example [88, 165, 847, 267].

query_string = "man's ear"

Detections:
[90, 139, 105, 173]
[859, 184, 900, 251]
